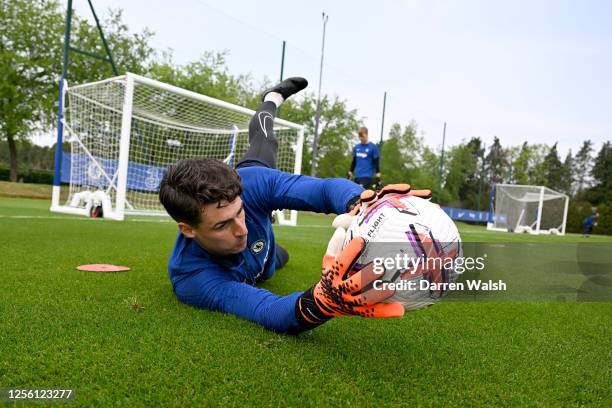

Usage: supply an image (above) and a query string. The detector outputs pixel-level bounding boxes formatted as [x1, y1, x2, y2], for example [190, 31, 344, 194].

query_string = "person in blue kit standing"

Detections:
[348, 126, 381, 190]
[159, 77, 429, 334]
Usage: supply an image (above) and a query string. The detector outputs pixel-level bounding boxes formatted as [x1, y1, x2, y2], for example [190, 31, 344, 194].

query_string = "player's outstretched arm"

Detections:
[239, 166, 364, 215]
[174, 270, 309, 334]
[264, 168, 430, 217]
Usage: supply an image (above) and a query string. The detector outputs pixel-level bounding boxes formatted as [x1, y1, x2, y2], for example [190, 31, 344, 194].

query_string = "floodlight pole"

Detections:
[311, 12, 329, 177]
[477, 142, 486, 212]
[60, 1, 73, 83]
[86, 0, 119, 75]
[437, 122, 446, 201]
[379, 91, 387, 145]
[279, 40, 286, 81]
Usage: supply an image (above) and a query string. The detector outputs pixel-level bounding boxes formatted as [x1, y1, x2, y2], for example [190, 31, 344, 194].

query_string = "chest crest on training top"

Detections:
[251, 239, 266, 255]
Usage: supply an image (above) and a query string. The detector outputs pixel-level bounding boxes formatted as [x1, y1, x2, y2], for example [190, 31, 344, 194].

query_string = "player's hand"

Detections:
[296, 233, 404, 327]
[374, 176, 383, 191]
[349, 184, 432, 216]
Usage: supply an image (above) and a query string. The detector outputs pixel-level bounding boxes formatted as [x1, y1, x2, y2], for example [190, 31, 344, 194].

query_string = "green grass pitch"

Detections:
[1, 196, 611, 406]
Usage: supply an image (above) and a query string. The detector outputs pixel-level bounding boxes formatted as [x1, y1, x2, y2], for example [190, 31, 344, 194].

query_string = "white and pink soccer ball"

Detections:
[344, 194, 463, 311]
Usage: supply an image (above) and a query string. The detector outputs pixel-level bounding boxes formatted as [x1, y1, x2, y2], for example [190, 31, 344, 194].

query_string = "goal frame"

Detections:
[50, 73, 305, 225]
[486, 184, 570, 235]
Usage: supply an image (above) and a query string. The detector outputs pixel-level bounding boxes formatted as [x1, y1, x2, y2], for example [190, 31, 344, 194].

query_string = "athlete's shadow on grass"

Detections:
[575, 243, 612, 301]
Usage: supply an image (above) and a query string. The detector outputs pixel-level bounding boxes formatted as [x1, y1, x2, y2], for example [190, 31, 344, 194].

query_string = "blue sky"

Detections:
[53, 0, 612, 158]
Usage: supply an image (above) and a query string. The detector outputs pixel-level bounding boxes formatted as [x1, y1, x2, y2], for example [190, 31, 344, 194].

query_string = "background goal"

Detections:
[50, 73, 304, 224]
[487, 184, 569, 235]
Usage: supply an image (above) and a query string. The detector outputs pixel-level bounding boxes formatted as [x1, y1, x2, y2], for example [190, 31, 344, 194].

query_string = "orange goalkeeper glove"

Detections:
[296, 234, 405, 328]
[348, 183, 432, 215]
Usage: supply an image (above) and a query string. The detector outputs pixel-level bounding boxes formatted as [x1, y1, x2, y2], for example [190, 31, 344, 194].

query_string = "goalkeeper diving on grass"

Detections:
[159, 77, 431, 334]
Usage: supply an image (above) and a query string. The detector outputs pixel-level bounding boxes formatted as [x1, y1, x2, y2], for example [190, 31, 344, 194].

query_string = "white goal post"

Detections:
[487, 184, 569, 235]
[50, 73, 305, 224]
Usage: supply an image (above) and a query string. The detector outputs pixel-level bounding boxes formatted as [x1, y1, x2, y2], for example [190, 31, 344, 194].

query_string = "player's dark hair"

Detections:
[159, 158, 242, 226]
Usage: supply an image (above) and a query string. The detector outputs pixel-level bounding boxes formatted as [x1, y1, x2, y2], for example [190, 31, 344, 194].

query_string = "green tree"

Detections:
[443, 145, 469, 206]
[379, 122, 439, 191]
[542, 143, 563, 190]
[464, 138, 486, 209]
[0, 0, 153, 181]
[527, 144, 550, 185]
[0, 140, 55, 171]
[504, 145, 520, 183]
[573, 140, 593, 194]
[443, 138, 482, 207]
[485, 136, 508, 184]
[420, 145, 442, 194]
[67, 8, 154, 81]
[379, 123, 406, 183]
[559, 150, 574, 195]
[382, 123, 422, 179]
[1, 0, 63, 181]
[149, 51, 257, 109]
[280, 94, 359, 178]
[586, 141, 612, 204]
[512, 142, 532, 185]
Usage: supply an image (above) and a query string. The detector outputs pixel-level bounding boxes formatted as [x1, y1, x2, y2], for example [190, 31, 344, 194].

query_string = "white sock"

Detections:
[264, 92, 284, 107]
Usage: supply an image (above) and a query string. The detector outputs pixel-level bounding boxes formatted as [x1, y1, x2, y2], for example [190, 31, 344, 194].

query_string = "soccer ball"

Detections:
[344, 194, 462, 310]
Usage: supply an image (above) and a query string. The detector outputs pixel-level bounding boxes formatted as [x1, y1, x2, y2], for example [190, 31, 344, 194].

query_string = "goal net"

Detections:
[487, 184, 569, 235]
[50, 73, 304, 224]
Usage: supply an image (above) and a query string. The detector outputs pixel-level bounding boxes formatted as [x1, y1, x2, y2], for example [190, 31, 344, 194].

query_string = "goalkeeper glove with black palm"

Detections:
[374, 176, 383, 192]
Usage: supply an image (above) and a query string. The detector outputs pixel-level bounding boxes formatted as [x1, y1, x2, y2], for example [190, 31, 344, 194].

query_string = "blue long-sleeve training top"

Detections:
[167, 166, 363, 333]
[351, 142, 380, 178]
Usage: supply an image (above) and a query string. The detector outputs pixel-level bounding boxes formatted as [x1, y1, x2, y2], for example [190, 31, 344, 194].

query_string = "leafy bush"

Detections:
[0, 168, 54, 184]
